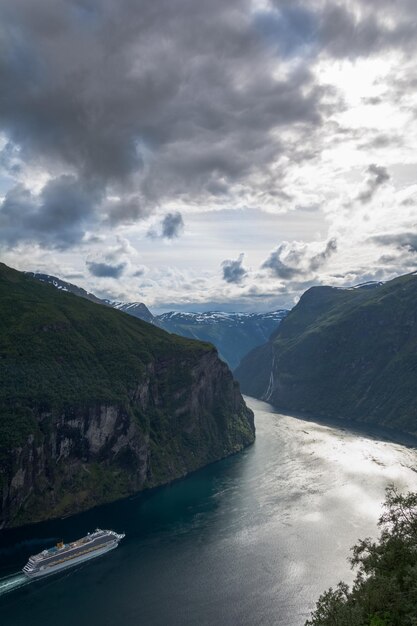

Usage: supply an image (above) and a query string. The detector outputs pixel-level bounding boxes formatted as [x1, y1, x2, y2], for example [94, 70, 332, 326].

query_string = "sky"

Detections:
[0, 0, 416, 312]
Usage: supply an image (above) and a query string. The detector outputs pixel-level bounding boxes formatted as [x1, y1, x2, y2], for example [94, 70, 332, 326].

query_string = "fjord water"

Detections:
[1, 397, 417, 626]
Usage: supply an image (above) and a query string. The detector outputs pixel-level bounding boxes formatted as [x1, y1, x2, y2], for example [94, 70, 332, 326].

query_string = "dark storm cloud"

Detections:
[0, 0, 341, 247]
[360, 134, 402, 151]
[222, 253, 247, 284]
[357, 164, 390, 204]
[1, 0, 416, 249]
[262, 238, 338, 279]
[266, 0, 417, 59]
[262, 245, 302, 280]
[378, 254, 398, 264]
[371, 232, 417, 253]
[147, 212, 184, 239]
[161, 212, 184, 239]
[0, 175, 100, 248]
[317, 4, 388, 58]
[254, 5, 317, 57]
[376, 251, 417, 274]
[362, 97, 383, 106]
[105, 195, 148, 226]
[0, 142, 22, 175]
[309, 238, 337, 271]
[86, 260, 127, 278]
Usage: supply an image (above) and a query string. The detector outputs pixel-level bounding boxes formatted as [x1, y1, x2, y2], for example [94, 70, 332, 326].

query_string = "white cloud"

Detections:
[1, 0, 417, 310]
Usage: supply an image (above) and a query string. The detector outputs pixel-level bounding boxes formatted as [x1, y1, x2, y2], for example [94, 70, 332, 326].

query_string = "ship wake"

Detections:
[0, 573, 30, 596]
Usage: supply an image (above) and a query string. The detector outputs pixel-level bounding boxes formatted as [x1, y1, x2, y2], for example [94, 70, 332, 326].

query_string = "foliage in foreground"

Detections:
[306, 486, 417, 626]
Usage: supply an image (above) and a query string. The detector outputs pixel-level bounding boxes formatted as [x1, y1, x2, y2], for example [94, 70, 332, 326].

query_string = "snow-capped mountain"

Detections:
[349, 281, 385, 290]
[25, 272, 106, 306]
[158, 310, 286, 325]
[157, 310, 288, 369]
[26, 273, 156, 324]
[109, 301, 156, 324]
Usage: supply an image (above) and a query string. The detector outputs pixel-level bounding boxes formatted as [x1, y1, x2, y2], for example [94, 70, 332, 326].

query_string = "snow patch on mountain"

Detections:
[157, 310, 288, 326]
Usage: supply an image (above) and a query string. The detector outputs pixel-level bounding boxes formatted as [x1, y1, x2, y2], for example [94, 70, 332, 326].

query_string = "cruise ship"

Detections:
[22, 529, 125, 579]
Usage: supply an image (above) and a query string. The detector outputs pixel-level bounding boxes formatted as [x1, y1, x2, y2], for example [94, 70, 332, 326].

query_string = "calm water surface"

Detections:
[1, 396, 417, 626]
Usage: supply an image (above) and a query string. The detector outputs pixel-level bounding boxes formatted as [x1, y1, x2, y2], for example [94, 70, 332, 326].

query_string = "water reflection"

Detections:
[1, 397, 417, 626]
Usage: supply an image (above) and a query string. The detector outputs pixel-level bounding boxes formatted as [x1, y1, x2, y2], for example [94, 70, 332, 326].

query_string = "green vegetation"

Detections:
[306, 486, 417, 626]
[28, 273, 287, 370]
[236, 273, 417, 435]
[0, 263, 254, 526]
[10, 461, 133, 526]
[0, 262, 212, 456]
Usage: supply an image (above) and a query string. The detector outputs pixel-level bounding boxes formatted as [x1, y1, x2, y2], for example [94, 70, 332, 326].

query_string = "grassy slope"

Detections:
[0, 263, 213, 459]
[236, 273, 417, 434]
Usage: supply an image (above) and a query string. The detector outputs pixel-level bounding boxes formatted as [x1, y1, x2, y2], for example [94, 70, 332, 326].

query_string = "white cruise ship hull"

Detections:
[22, 530, 125, 579]
[24, 541, 118, 579]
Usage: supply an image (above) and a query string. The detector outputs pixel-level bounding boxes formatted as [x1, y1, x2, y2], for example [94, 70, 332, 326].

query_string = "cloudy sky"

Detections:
[0, 0, 416, 312]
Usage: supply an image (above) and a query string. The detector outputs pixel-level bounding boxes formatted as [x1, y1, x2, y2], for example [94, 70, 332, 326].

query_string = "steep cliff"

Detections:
[235, 273, 417, 435]
[0, 264, 254, 528]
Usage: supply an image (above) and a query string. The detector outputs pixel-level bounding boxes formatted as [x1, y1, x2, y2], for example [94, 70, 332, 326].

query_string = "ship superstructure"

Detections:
[22, 529, 125, 578]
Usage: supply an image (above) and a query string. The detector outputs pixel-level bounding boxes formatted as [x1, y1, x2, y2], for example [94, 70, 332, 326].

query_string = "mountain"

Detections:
[235, 272, 417, 436]
[0, 263, 254, 528]
[25, 272, 106, 306]
[109, 301, 156, 324]
[157, 310, 288, 369]
[26, 273, 288, 368]
[26, 273, 157, 325]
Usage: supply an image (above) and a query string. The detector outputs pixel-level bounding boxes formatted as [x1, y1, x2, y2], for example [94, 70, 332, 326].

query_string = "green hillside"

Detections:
[0, 263, 254, 527]
[235, 273, 417, 435]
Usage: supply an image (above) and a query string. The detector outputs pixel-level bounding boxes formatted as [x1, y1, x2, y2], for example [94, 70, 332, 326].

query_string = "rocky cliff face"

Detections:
[2, 350, 254, 529]
[0, 264, 254, 528]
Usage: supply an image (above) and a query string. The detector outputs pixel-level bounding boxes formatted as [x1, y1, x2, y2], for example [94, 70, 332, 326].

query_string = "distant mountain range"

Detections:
[157, 310, 288, 369]
[235, 272, 417, 436]
[26, 272, 288, 369]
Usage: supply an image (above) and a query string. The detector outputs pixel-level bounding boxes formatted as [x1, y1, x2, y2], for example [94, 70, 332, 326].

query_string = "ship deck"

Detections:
[30, 533, 116, 567]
